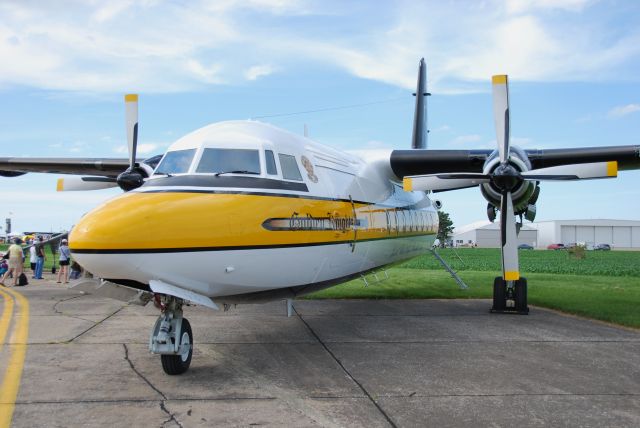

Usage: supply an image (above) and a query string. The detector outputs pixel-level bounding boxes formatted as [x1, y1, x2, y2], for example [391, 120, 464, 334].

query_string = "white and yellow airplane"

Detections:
[1, 59, 639, 375]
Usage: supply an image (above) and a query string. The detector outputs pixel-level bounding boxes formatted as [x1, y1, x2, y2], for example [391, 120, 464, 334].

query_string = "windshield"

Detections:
[196, 148, 261, 175]
[154, 149, 196, 175]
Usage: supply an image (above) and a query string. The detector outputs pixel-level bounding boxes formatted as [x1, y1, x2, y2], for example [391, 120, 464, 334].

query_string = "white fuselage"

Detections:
[70, 121, 438, 302]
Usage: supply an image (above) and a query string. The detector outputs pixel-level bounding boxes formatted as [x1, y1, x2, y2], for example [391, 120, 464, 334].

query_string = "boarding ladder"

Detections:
[430, 247, 469, 290]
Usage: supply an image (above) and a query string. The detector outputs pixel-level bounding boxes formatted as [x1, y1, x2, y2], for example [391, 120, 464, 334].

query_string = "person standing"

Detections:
[1, 238, 24, 286]
[34, 236, 46, 280]
[57, 239, 71, 284]
[29, 243, 37, 277]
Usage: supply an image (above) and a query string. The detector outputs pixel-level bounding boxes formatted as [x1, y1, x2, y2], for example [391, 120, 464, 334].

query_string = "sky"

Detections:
[0, 0, 639, 233]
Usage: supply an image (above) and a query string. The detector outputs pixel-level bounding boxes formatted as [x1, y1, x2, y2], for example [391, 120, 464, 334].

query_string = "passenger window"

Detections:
[196, 149, 260, 174]
[265, 150, 278, 175]
[154, 149, 196, 175]
[278, 154, 303, 181]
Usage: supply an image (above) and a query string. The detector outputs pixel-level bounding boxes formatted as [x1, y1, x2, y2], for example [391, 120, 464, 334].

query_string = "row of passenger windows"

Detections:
[154, 148, 304, 181]
[382, 209, 437, 234]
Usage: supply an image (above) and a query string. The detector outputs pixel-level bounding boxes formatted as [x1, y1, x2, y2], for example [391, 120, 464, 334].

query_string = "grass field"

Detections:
[308, 248, 640, 329]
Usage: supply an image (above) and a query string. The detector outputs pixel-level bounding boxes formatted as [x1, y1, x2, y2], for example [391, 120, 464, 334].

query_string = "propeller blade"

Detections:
[492, 75, 510, 163]
[56, 176, 118, 191]
[500, 191, 520, 281]
[125, 94, 139, 169]
[521, 161, 617, 180]
[404, 173, 489, 192]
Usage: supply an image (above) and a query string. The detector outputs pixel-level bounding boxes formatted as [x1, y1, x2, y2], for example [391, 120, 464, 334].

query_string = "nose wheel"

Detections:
[150, 295, 194, 375]
[491, 277, 529, 314]
[160, 318, 193, 375]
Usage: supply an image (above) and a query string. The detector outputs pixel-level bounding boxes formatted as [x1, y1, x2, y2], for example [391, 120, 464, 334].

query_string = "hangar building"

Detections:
[531, 219, 640, 250]
[452, 221, 538, 248]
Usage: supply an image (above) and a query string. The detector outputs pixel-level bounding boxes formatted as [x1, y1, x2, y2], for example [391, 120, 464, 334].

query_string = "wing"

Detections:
[390, 146, 640, 178]
[0, 155, 162, 178]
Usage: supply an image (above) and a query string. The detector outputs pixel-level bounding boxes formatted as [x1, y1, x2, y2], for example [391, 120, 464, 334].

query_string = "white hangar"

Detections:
[452, 221, 538, 248]
[531, 219, 640, 250]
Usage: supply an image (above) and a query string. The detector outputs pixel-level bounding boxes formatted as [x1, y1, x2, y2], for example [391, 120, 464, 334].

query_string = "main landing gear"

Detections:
[150, 295, 193, 375]
[490, 277, 529, 315]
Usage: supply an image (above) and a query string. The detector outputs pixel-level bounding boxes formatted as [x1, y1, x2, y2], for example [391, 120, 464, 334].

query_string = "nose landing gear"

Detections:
[150, 295, 193, 375]
[491, 277, 529, 315]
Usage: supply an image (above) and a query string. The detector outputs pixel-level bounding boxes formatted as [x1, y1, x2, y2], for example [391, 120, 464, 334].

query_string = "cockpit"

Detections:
[152, 147, 304, 182]
[147, 121, 313, 190]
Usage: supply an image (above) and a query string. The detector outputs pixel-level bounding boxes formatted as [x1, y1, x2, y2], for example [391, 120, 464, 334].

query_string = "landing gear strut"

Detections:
[149, 295, 193, 375]
[490, 277, 529, 314]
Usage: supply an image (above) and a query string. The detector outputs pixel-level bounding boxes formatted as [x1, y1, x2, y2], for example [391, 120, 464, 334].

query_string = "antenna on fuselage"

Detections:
[411, 58, 430, 149]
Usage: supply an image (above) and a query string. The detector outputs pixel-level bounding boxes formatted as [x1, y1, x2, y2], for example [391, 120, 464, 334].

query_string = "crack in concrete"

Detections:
[52, 294, 85, 314]
[160, 401, 184, 428]
[294, 307, 398, 428]
[122, 344, 184, 428]
[67, 307, 124, 343]
[51, 295, 94, 323]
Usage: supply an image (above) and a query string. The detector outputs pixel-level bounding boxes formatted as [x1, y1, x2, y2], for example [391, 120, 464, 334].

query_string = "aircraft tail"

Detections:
[411, 58, 430, 149]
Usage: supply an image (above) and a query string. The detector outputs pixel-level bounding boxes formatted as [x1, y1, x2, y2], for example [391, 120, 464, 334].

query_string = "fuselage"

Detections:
[69, 121, 438, 302]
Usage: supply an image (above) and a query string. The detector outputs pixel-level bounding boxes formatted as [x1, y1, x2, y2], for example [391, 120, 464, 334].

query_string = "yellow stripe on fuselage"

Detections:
[69, 192, 436, 251]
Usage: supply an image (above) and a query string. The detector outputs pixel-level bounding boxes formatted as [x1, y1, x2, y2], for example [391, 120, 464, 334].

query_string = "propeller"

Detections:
[116, 94, 147, 191]
[493, 75, 510, 163]
[56, 176, 118, 192]
[125, 94, 139, 170]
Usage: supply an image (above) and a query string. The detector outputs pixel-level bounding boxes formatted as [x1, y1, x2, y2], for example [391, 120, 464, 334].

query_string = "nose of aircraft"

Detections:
[70, 191, 224, 252]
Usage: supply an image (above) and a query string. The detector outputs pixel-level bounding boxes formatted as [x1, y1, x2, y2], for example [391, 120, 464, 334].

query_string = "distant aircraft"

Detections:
[1, 59, 638, 374]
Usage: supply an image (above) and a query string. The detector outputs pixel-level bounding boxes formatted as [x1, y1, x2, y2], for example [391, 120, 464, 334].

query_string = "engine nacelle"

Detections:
[480, 147, 540, 217]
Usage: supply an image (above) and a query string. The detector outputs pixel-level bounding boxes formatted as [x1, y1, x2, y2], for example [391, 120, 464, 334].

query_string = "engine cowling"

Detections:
[480, 146, 539, 220]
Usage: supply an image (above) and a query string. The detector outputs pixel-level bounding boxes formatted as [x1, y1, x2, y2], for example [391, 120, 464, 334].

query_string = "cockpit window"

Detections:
[265, 150, 278, 175]
[278, 153, 303, 181]
[154, 149, 196, 175]
[196, 148, 261, 174]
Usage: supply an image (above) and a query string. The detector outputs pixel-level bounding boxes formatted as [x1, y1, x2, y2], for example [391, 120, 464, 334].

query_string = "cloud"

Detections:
[244, 64, 276, 80]
[114, 142, 166, 155]
[0, 1, 638, 93]
[608, 103, 640, 117]
[450, 134, 482, 145]
[505, 0, 592, 14]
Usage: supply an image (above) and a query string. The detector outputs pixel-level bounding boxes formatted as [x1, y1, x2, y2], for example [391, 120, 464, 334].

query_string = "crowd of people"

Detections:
[0, 236, 82, 287]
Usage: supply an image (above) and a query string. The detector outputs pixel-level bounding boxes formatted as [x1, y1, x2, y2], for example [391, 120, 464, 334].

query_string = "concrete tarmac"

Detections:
[1, 276, 639, 427]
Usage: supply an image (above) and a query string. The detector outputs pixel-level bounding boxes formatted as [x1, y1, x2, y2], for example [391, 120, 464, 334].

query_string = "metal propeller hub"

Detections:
[491, 163, 521, 192]
[116, 165, 146, 191]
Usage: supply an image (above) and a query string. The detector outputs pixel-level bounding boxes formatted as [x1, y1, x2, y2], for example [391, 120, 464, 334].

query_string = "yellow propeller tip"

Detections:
[492, 75, 508, 85]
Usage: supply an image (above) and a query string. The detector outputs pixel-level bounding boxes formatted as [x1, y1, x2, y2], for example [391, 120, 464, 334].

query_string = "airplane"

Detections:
[1, 59, 639, 375]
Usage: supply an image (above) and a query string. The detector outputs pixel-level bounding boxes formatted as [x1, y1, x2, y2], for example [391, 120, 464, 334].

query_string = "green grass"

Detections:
[308, 249, 640, 329]
[402, 248, 640, 277]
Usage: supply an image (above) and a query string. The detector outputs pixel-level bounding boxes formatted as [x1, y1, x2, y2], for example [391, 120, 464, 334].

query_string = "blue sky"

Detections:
[0, 0, 639, 233]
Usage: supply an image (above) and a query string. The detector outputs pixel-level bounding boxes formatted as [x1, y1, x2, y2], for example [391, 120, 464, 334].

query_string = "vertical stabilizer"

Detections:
[411, 58, 430, 149]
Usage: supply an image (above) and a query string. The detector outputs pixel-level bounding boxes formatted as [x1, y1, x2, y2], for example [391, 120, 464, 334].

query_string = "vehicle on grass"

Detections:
[547, 243, 566, 250]
[594, 243, 611, 251]
[518, 244, 533, 250]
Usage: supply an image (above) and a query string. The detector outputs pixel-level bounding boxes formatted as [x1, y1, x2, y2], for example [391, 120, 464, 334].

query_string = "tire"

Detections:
[492, 277, 506, 311]
[515, 278, 529, 314]
[161, 318, 193, 375]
